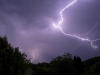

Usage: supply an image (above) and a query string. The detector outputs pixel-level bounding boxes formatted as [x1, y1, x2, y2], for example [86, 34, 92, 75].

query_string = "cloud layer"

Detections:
[0, 0, 100, 63]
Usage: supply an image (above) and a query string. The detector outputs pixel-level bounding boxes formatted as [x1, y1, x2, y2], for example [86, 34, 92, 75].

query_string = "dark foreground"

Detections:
[0, 36, 100, 75]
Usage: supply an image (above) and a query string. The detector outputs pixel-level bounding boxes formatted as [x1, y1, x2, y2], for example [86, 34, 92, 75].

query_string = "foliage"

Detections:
[0, 36, 100, 75]
[84, 56, 100, 75]
[50, 53, 75, 75]
[0, 36, 29, 75]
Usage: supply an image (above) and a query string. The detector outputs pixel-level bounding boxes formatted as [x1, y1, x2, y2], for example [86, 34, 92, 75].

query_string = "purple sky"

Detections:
[0, 0, 100, 63]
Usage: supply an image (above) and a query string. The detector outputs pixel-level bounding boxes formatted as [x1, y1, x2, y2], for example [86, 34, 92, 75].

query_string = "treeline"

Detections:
[29, 53, 100, 75]
[0, 36, 100, 75]
[0, 36, 30, 75]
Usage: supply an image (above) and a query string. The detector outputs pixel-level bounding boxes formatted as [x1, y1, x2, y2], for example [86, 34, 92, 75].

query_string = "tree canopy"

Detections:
[0, 36, 29, 75]
[0, 36, 100, 75]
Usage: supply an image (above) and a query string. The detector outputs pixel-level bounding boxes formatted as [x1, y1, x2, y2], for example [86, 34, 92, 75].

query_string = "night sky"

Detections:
[0, 0, 100, 63]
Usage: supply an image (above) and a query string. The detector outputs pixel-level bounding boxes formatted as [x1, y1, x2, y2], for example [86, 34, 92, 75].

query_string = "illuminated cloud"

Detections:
[0, 0, 100, 63]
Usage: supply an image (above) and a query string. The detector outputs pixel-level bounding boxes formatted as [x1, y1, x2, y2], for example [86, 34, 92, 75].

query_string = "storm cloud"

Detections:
[0, 0, 100, 63]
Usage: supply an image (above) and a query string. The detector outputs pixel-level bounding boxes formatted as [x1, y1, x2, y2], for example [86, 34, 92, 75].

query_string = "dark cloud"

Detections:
[0, 0, 100, 63]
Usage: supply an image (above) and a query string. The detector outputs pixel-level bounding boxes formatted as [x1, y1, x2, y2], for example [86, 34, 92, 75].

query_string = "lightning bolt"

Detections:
[29, 50, 35, 62]
[76, 13, 100, 36]
[31, 51, 35, 62]
[31, 0, 100, 62]
[83, 14, 100, 35]
[53, 0, 100, 49]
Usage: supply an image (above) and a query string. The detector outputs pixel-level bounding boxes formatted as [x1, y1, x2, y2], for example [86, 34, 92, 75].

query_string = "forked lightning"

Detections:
[52, 0, 100, 49]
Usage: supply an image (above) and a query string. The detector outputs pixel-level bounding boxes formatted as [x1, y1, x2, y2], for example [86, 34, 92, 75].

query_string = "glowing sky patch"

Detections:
[52, 0, 100, 49]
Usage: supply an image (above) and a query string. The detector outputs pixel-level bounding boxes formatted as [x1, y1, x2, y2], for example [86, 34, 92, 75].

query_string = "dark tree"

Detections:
[50, 53, 75, 75]
[0, 36, 30, 75]
[74, 56, 84, 75]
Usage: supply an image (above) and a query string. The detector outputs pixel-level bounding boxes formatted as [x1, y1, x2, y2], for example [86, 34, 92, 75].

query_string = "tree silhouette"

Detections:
[0, 36, 29, 75]
[50, 53, 75, 75]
